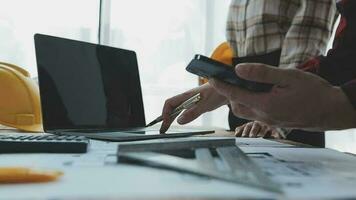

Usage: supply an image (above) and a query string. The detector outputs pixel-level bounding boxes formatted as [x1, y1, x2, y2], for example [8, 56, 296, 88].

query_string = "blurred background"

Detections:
[0, 0, 354, 153]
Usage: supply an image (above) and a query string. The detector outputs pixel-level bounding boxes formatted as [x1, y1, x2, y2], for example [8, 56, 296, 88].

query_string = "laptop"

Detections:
[34, 34, 214, 142]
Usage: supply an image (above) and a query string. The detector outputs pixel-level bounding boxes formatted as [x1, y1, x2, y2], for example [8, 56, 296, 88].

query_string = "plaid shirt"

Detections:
[226, 0, 337, 68]
[298, 0, 356, 109]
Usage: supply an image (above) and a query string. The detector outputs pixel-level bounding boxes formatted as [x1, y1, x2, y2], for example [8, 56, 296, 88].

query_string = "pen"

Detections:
[146, 93, 201, 127]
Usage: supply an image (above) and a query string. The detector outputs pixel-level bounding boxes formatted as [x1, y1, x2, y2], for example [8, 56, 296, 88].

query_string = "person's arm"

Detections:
[209, 64, 356, 131]
[236, 0, 337, 137]
[296, 0, 356, 108]
[342, 80, 356, 109]
[218, 1, 356, 131]
[298, 56, 356, 112]
[279, 0, 337, 69]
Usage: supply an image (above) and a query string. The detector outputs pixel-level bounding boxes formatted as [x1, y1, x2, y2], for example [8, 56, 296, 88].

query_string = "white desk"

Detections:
[1, 130, 356, 199]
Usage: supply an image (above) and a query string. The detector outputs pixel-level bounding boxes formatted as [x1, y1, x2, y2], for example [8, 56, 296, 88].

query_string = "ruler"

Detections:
[117, 144, 282, 193]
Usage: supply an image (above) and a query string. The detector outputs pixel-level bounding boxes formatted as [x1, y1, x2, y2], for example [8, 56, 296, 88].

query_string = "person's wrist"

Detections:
[319, 86, 356, 130]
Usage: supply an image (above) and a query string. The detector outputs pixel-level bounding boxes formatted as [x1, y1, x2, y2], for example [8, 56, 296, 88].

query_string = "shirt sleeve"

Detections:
[279, 0, 337, 69]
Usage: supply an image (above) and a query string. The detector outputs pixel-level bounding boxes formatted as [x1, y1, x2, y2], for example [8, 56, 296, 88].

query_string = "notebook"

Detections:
[34, 34, 213, 142]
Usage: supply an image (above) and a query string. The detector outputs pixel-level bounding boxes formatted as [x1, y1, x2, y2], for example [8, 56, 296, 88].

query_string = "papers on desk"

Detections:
[242, 146, 356, 199]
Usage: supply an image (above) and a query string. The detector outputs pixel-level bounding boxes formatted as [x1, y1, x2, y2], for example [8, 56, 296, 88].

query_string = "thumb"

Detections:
[236, 63, 289, 85]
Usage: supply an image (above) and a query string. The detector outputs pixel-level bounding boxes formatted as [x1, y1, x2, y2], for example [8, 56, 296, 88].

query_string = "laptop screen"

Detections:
[35, 34, 146, 132]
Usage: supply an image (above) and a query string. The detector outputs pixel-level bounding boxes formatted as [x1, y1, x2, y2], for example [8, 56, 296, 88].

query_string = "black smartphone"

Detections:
[186, 54, 273, 92]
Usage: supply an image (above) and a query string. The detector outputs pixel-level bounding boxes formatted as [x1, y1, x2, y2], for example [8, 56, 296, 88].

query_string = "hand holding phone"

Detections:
[186, 54, 274, 92]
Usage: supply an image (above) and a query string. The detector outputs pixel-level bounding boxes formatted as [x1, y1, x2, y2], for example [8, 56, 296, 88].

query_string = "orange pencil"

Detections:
[0, 167, 63, 184]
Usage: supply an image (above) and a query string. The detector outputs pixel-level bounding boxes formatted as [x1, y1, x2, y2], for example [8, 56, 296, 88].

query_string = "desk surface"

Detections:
[0, 129, 356, 199]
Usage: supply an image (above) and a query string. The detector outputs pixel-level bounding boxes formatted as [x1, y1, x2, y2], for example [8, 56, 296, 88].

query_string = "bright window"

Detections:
[105, 0, 230, 127]
[0, 0, 230, 129]
[0, 0, 99, 76]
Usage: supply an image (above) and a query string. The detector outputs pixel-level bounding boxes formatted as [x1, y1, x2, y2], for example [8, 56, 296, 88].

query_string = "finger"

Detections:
[160, 116, 176, 134]
[177, 104, 204, 125]
[235, 63, 290, 86]
[271, 130, 282, 139]
[160, 99, 182, 132]
[250, 122, 261, 138]
[257, 126, 270, 138]
[161, 91, 196, 120]
[242, 123, 253, 137]
[160, 91, 197, 133]
[209, 79, 262, 108]
[235, 125, 245, 137]
[262, 130, 272, 138]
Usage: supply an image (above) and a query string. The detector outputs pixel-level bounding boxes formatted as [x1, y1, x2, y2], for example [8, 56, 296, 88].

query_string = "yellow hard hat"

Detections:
[0, 62, 43, 132]
[210, 42, 233, 65]
[199, 42, 234, 85]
